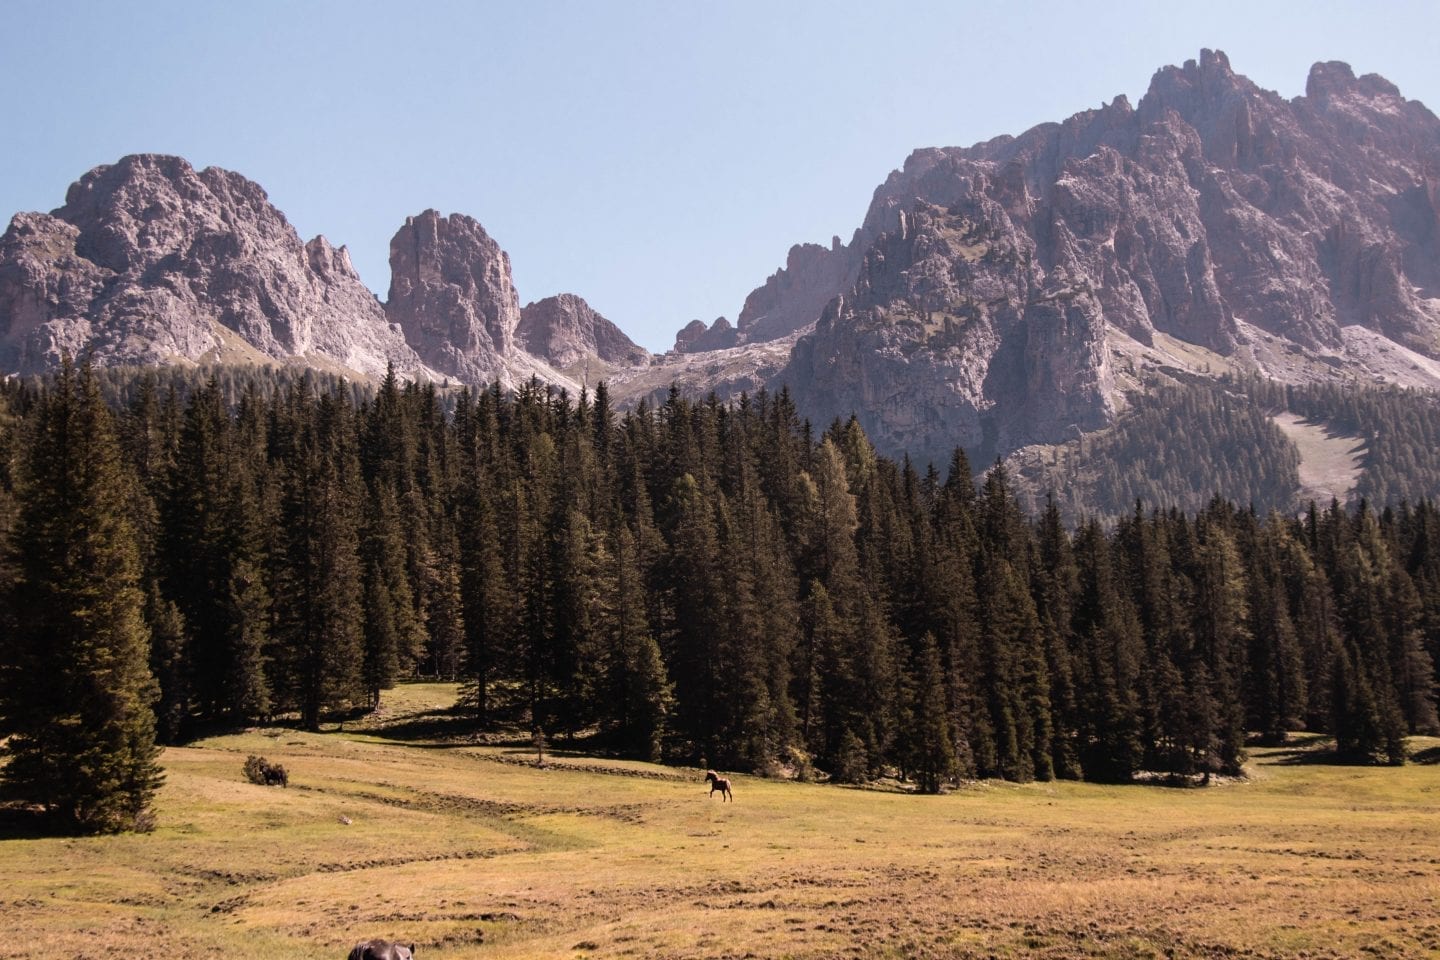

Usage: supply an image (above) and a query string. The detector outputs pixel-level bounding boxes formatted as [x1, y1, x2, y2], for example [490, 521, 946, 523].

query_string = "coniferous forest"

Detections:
[2, 362, 1439, 830]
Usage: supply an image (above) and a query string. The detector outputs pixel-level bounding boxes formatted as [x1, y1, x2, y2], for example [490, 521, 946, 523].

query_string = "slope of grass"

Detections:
[3, 684, 1438, 959]
[1270, 412, 1366, 507]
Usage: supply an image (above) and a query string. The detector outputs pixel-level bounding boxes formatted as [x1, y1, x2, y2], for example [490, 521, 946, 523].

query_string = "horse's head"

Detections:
[348, 938, 416, 960]
[704, 770, 717, 784]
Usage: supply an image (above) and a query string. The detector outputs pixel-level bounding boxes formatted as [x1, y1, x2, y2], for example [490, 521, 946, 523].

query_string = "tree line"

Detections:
[1, 362, 1437, 831]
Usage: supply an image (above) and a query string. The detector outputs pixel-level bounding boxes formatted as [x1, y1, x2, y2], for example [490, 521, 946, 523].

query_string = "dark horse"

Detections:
[348, 939, 414, 960]
[705, 770, 733, 801]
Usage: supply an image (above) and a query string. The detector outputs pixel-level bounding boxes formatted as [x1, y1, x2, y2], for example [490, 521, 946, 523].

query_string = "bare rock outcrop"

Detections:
[735, 238, 860, 343]
[786, 202, 1112, 465]
[0, 154, 428, 379]
[384, 209, 528, 384]
[5, 51, 1440, 475]
[517, 293, 649, 370]
[673, 316, 739, 354]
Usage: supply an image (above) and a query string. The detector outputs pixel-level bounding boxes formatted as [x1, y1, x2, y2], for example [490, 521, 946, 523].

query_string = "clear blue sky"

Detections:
[4, 1, 1437, 351]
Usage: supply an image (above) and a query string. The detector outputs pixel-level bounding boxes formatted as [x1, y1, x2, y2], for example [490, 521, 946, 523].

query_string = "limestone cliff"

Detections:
[0, 154, 430, 379]
[779, 50, 1440, 461]
[517, 293, 650, 371]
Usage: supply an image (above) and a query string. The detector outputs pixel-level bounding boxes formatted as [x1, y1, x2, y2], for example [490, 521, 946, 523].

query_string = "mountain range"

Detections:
[3, 50, 1438, 476]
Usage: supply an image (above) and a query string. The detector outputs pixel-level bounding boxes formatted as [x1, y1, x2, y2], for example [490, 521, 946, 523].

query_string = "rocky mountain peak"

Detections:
[0, 153, 427, 378]
[673, 315, 740, 354]
[1144, 47, 1237, 98]
[734, 238, 858, 344]
[777, 51, 1440, 463]
[1305, 60, 1402, 103]
[304, 235, 363, 283]
[384, 209, 524, 383]
[517, 293, 650, 370]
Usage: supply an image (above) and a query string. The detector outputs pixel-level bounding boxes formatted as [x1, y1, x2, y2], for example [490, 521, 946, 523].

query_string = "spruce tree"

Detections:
[905, 632, 958, 793]
[0, 361, 164, 832]
[146, 582, 191, 744]
[270, 390, 366, 730]
[606, 527, 672, 760]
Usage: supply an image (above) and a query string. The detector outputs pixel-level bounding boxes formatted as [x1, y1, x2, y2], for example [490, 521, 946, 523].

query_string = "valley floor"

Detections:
[2, 684, 1438, 959]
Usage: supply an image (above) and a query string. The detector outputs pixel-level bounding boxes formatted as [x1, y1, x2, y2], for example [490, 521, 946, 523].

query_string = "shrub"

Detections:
[243, 755, 288, 787]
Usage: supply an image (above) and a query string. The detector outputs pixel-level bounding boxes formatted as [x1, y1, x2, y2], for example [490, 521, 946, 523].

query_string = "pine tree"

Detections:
[359, 481, 425, 708]
[662, 472, 727, 759]
[904, 632, 957, 792]
[1034, 496, 1082, 779]
[1071, 520, 1144, 781]
[270, 390, 366, 730]
[606, 527, 673, 760]
[0, 361, 164, 832]
[146, 583, 191, 744]
[1190, 520, 1250, 774]
[1245, 521, 1307, 743]
[162, 377, 271, 724]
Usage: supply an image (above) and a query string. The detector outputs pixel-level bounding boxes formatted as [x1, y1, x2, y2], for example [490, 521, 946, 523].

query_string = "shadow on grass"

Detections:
[0, 804, 51, 841]
[1411, 746, 1440, 765]
[1269, 746, 1368, 765]
[354, 710, 483, 745]
[1266, 739, 1409, 767]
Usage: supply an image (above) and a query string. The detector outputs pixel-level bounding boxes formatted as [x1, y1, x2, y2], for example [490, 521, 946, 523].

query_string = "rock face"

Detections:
[735, 237, 861, 343]
[779, 50, 1440, 462]
[384, 209, 531, 384]
[673, 316, 739, 353]
[786, 204, 1113, 465]
[0, 164, 604, 390]
[517, 293, 649, 370]
[0, 154, 428, 379]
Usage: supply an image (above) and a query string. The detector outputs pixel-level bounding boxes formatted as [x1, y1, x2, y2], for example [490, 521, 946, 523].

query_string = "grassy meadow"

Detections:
[2, 683, 1438, 960]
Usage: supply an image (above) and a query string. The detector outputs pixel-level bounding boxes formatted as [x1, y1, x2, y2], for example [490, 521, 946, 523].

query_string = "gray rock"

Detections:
[735, 237, 859, 343]
[4, 50, 1440, 476]
[384, 209, 523, 384]
[0, 154, 429, 379]
[517, 293, 649, 369]
[779, 49, 1440, 461]
[673, 316, 739, 353]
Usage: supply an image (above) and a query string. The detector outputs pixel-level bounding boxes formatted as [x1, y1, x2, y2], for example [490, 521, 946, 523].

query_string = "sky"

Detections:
[4, 1, 1438, 352]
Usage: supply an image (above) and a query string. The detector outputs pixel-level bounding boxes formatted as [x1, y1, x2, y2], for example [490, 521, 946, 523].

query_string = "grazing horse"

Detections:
[705, 770, 733, 801]
[348, 939, 415, 960]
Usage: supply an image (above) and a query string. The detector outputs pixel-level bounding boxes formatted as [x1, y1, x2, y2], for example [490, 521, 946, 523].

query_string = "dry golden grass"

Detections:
[2, 683, 1438, 959]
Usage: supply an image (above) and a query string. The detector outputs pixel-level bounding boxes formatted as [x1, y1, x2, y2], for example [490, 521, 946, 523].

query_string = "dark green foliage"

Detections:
[269, 390, 366, 730]
[145, 583, 191, 744]
[0, 365, 1435, 788]
[901, 633, 958, 792]
[1027, 375, 1440, 523]
[1252, 378, 1440, 506]
[0, 362, 163, 832]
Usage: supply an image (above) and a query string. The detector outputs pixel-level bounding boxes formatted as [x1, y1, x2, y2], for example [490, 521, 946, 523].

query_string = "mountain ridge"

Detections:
[2, 51, 1439, 478]
[0, 159, 649, 391]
